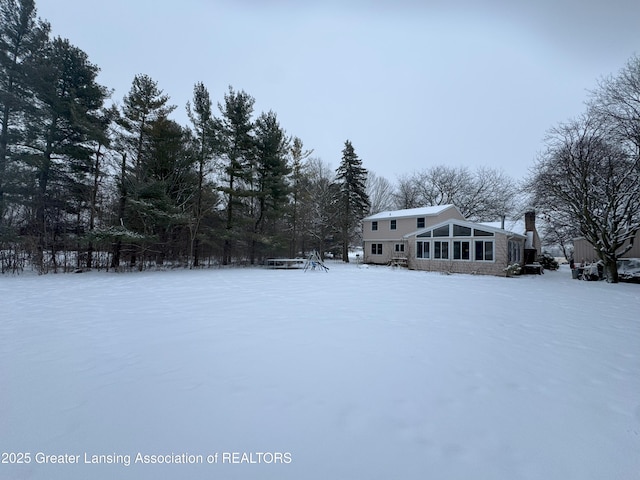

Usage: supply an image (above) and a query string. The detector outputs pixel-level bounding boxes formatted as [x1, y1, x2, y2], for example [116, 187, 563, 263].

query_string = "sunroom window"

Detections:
[433, 225, 450, 237]
[434, 241, 449, 259]
[453, 241, 470, 260]
[474, 228, 494, 237]
[416, 241, 430, 259]
[453, 225, 472, 236]
[475, 240, 494, 261]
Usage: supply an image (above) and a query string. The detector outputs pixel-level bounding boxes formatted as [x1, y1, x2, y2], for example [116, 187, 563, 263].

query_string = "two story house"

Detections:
[362, 205, 530, 276]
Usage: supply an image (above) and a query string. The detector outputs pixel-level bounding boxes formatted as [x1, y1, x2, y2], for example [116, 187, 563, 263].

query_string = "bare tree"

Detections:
[393, 173, 420, 209]
[304, 157, 338, 259]
[395, 165, 519, 221]
[529, 115, 640, 282]
[589, 54, 640, 158]
[462, 166, 519, 222]
[366, 171, 395, 214]
[538, 212, 579, 262]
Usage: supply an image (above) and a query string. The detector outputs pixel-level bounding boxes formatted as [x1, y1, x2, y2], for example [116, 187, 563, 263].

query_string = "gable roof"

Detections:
[480, 220, 527, 236]
[363, 204, 460, 221]
[403, 218, 527, 239]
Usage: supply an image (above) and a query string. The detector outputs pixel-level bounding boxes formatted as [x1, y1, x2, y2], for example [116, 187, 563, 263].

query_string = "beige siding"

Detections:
[362, 206, 527, 276]
[406, 233, 515, 276]
[574, 231, 640, 263]
[362, 207, 465, 241]
[363, 240, 407, 264]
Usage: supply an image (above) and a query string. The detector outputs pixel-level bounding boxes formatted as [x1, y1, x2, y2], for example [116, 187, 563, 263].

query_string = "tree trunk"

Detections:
[87, 146, 101, 269]
[0, 102, 9, 226]
[604, 258, 619, 283]
[111, 153, 127, 269]
[191, 156, 205, 268]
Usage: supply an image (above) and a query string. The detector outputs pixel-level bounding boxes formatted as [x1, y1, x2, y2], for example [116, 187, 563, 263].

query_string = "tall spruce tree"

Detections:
[335, 140, 369, 262]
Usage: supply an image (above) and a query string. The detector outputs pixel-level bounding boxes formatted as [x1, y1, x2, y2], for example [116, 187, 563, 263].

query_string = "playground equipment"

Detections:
[303, 251, 329, 272]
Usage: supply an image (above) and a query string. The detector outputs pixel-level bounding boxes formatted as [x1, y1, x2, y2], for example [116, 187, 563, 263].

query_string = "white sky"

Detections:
[35, 0, 640, 182]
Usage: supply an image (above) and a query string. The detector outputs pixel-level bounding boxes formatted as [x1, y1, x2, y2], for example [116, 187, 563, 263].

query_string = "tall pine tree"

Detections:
[251, 110, 290, 263]
[186, 81, 217, 267]
[0, 0, 49, 231]
[335, 140, 369, 263]
[112, 74, 175, 268]
[216, 86, 254, 265]
[25, 36, 108, 271]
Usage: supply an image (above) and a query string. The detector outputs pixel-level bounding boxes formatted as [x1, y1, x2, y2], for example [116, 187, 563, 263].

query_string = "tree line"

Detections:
[3, 1, 637, 280]
[0, 0, 372, 273]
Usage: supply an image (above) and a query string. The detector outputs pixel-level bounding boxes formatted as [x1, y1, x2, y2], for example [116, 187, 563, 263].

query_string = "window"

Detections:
[371, 243, 382, 255]
[394, 243, 405, 253]
[372, 221, 378, 231]
[453, 224, 472, 237]
[433, 225, 449, 237]
[417, 217, 425, 229]
[417, 230, 431, 238]
[508, 240, 521, 263]
[390, 219, 397, 230]
[453, 240, 470, 260]
[434, 241, 449, 259]
[416, 241, 430, 259]
[475, 240, 494, 261]
[474, 228, 494, 237]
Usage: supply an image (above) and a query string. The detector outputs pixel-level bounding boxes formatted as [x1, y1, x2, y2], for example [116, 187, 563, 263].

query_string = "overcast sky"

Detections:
[35, 0, 639, 182]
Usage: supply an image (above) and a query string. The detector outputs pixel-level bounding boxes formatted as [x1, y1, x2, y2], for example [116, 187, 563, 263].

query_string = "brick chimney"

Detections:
[524, 210, 537, 264]
[525, 210, 536, 233]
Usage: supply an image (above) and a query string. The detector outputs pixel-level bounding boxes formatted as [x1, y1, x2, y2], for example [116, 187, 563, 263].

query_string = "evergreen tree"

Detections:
[251, 110, 290, 263]
[119, 73, 175, 182]
[335, 140, 369, 262]
[112, 74, 175, 268]
[216, 86, 255, 264]
[134, 116, 195, 266]
[0, 0, 49, 231]
[23, 36, 108, 271]
[186, 81, 217, 267]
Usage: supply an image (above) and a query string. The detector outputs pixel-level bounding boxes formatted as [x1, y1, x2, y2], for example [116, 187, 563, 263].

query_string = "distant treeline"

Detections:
[0, 0, 371, 273]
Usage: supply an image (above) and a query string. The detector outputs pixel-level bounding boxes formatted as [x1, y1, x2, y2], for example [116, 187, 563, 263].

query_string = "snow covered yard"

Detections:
[1, 264, 639, 480]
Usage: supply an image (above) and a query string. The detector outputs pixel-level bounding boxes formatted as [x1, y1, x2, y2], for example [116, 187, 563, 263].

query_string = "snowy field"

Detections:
[1, 263, 639, 480]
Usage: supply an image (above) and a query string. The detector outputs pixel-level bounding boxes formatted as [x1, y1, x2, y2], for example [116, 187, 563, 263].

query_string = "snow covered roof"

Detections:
[480, 220, 527, 236]
[363, 204, 459, 221]
[404, 218, 527, 239]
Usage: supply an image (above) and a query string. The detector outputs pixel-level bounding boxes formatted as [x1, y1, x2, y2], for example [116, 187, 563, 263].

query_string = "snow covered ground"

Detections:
[1, 263, 639, 480]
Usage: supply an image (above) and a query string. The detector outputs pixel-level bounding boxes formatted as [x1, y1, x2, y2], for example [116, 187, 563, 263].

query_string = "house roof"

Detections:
[363, 204, 459, 221]
[403, 218, 527, 239]
[480, 220, 527, 236]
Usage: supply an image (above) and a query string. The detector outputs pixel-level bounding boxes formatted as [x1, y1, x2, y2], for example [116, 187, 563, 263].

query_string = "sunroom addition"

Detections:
[413, 221, 497, 262]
